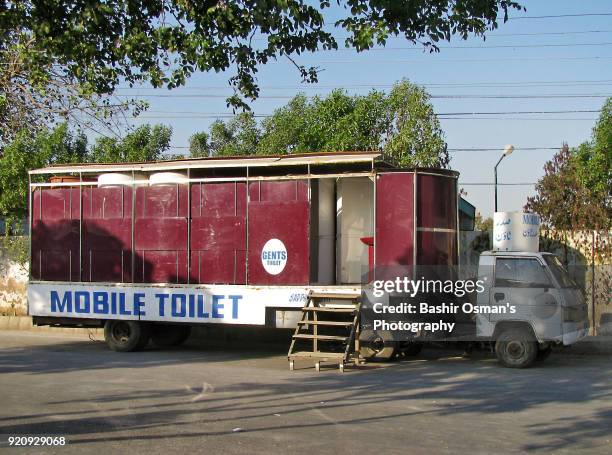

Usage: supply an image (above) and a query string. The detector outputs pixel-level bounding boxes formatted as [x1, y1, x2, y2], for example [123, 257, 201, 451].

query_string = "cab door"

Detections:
[493, 257, 563, 341]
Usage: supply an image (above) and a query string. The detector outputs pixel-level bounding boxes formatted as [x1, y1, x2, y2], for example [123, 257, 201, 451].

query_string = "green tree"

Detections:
[189, 132, 211, 158]
[197, 80, 448, 167]
[385, 81, 448, 167]
[475, 214, 493, 232]
[574, 98, 611, 200]
[525, 145, 609, 232]
[257, 89, 390, 154]
[1, 0, 522, 118]
[526, 99, 611, 232]
[205, 113, 261, 157]
[0, 124, 87, 224]
[89, 124, 172, 163]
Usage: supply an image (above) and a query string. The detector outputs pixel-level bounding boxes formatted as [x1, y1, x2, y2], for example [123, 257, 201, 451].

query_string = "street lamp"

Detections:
[494, 144, 514, 213]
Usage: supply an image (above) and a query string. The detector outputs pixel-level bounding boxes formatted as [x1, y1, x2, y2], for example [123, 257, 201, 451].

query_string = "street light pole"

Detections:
[494, 144, 514, 213]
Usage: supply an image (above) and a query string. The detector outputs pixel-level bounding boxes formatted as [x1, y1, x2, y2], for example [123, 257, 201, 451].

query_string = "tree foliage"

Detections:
[573, 98, 611, 199]
[525, 100, 611, 231]
[0, 33, 146, 146]
[190, 80, 449, 167]
[189, 131, 211, 158]
[88, 124, 172, 163]
[1, 0, 522, 116]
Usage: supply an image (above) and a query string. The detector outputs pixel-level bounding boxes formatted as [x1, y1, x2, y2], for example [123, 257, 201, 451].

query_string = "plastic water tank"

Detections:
[149, 172, 188, 185]
[493, 211, 540, 252]
[98, 173, 147, 187]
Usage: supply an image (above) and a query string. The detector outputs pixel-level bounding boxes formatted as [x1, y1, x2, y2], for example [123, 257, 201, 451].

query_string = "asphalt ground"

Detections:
[0, 330, 611, 454]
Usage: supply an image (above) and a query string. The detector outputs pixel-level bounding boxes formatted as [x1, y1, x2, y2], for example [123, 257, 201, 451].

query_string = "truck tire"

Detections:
[151, 325, 191, 348]
[359, 330, 397, 361]
[495, 329, 537, 368]
[104, 320, 150, 352]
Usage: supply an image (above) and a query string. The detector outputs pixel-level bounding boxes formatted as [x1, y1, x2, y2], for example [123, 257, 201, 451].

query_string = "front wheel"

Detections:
[104, 320, 150, 352]
[495, 329, 537, 368]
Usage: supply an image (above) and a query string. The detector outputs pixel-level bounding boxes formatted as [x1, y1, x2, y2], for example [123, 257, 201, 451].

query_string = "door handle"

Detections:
[494, 292, 505, 302]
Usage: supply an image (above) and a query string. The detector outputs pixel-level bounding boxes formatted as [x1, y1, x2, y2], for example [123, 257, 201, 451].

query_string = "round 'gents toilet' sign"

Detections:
[261, 239, 287, 275]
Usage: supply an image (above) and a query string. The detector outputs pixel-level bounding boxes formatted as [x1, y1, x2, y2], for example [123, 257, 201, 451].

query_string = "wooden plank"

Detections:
[288, 351, 346, 360]
[301, 307, 356, 313]
[308, 292, 361, 299]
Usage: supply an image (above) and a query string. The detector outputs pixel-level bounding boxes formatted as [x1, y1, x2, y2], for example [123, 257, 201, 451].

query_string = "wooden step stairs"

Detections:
[288, 291, 361, 372]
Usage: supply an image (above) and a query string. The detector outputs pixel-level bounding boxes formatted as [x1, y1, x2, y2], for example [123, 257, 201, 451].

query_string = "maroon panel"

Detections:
[248, 180, 309, 285]
[82, 187, 133, 282]
[417, 175, 457, 229]
[190, 250, 247, 284]
[134, 185, 188, 283]
[135, 250, 188, 283]
[135, 218, 187, 251]
[375, 173, 414, 280]
[82, 219, 132, 282]
[32, 188, 80, 221]
[83, 250, 128, 282]
[189, 182, 247, 284]
[83, 186, 132, 219]
[32, 249, 79, 282]
[191, 181, 246, 217]
[31, 188, 80, 281]
[136, 184, 188, 218]
[249, 180, 308, 203]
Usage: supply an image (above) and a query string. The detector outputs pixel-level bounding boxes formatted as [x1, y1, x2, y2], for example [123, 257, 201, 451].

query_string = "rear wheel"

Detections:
[495, 329, 537, 368]
[151, 325, 192, 348]
[104, 320, 150, 352]
[360, 330, 397, 361]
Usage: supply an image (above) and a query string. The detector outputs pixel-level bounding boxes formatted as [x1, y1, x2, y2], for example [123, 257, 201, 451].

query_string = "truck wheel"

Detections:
[359, 330, 397, 361]
[104, 320, 150, 352]
[151, 325, 191, 348]
[536, 346, 553, 361]
[495, 329, 537, 368]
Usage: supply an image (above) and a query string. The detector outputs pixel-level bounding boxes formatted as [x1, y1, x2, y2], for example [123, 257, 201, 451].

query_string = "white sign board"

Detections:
[28, 283, 312, 325]
[261, 238, 287, 275]
[493, 211, 540, 252]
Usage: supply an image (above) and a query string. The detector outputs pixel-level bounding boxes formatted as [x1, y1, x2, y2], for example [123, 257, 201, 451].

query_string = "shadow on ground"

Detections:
[1, 333, 610, 452]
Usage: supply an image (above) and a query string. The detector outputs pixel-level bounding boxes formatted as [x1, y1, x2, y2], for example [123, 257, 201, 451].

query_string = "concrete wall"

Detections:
[0, 251, 28, 316]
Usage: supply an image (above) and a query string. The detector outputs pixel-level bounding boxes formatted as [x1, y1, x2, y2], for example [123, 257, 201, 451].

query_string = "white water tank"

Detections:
[149, 172, 188, 185]
[493, 211, 540, 252]
[98, 173, 147, 187]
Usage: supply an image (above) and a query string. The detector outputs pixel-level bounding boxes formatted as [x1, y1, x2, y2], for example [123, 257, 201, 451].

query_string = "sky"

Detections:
[119, 0, 611, 218]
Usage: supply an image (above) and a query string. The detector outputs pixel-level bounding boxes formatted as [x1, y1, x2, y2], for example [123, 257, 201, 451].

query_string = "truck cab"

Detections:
[476, 251, 589, 367]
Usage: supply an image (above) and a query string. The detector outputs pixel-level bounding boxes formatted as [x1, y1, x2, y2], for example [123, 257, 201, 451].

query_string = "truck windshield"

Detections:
[543, 255, 578, 289]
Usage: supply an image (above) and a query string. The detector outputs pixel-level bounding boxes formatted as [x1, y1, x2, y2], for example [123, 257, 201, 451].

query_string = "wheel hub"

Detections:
[112, 322, 131, 343]
[506, 340, 525, 359]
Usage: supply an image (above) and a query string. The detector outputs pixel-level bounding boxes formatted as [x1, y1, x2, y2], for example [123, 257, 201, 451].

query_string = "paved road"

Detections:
[0, 330, 611, 454]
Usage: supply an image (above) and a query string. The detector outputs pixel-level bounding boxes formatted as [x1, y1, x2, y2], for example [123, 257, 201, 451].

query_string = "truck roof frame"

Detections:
[29, 151, 389, 176]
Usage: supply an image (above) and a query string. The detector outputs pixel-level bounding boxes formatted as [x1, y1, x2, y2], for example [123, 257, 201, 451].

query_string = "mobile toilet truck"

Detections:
[27, 152, 587, 369]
